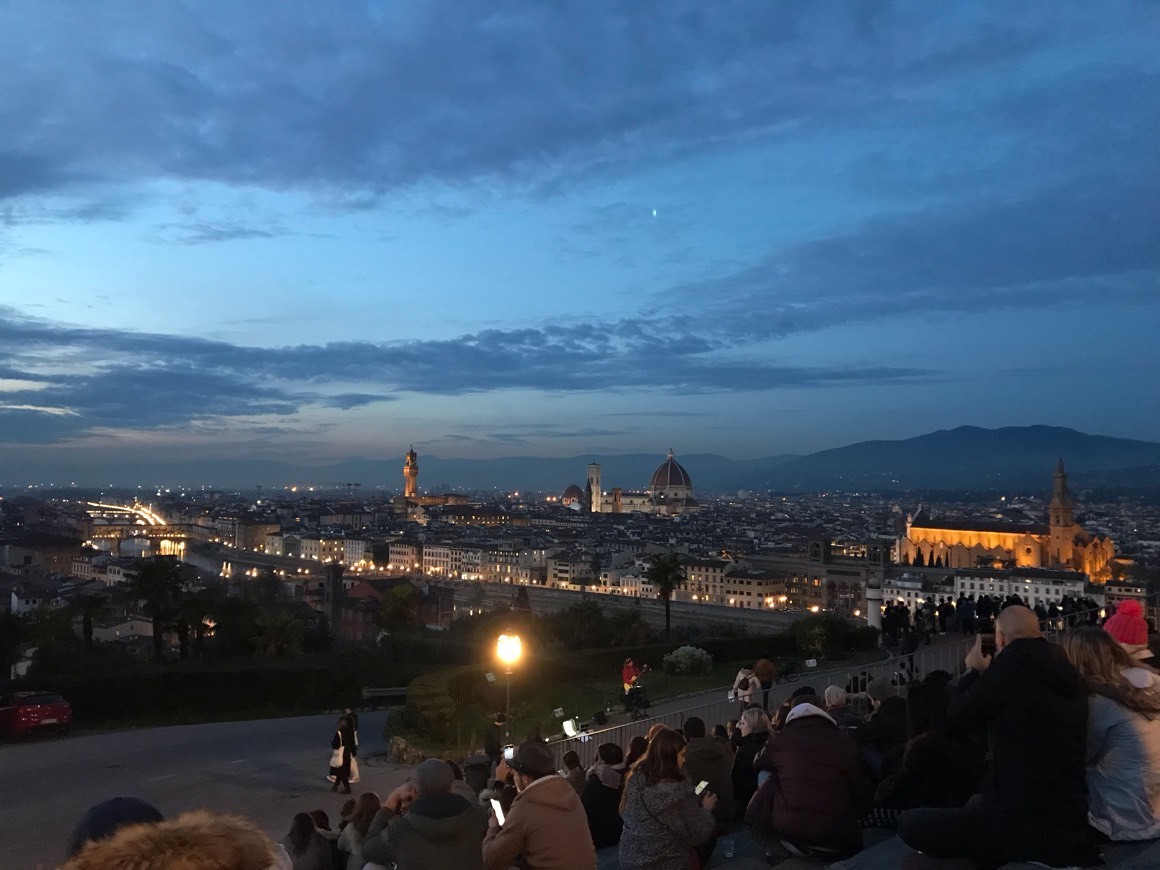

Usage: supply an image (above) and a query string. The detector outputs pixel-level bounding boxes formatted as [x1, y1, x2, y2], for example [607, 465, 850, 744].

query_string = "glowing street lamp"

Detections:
[497, 633, 522, 740]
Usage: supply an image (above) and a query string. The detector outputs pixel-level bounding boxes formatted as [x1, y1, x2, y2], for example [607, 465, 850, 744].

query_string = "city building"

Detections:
[900, 461, 1115, 580]
[580, 450, 700, 516]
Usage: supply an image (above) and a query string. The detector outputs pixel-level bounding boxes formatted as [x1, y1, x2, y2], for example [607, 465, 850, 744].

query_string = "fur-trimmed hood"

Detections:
[60, 809, 280, 870]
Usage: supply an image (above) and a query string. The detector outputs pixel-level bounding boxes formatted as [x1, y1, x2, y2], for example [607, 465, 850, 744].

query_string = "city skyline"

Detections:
[2, 2, 1158, 475]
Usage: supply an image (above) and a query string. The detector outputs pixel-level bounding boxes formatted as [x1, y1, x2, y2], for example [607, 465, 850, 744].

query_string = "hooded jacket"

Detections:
[681, 736, 734, 823]
[1085, 667, 1160, 840]
[59, 810, 283, 870]
[747, 704, 871, 856]
[482, 774, 596, 870]
[362, 792, 486, 870]
[948, 636, 1088, 821]
[617, 776, 715, 870]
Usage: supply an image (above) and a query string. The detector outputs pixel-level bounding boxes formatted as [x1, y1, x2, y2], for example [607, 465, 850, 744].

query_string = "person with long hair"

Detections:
[618, 730, 716, 870]
[730, 707, 770, 819]
[581, 742, 626, 848]
[1063, 626, 1160, 840]
[282, 812, 332, 870]
[624, 735, 648, 770]
[328, 715, 356, 794]
[338, 791, 382, 870]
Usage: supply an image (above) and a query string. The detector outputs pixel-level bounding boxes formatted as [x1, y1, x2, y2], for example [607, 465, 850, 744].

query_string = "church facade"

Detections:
[899, 460, 1115, 581]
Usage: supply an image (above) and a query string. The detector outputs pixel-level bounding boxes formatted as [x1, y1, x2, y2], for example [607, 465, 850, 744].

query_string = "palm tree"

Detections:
[252, 610, 305, 657]
[173, 587, 222, 659]
[644, 553, 686, 641]
[128, 556, 185, 661]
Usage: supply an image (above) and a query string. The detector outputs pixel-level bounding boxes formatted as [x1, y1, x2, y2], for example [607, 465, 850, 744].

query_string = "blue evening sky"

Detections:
[1, 1, 1157, 474]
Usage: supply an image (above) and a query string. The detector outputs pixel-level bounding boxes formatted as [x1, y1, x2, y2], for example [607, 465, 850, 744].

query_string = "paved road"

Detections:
[0, 711, 413, 870]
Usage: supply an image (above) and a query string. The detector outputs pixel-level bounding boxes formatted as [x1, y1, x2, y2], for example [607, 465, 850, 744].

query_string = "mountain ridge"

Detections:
[6, 426, 1160, 492]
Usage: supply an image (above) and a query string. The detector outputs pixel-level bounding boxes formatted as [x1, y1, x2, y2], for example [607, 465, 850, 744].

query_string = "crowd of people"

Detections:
[56, 600, 1158, 870]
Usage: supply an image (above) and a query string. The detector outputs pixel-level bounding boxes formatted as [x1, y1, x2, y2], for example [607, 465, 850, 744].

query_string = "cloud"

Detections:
[1, 2, 1149, 213]
[154, 220, 286, 245]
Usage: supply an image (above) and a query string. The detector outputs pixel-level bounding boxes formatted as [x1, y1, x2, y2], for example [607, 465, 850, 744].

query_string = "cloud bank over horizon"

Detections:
[1, 1, 1157, 471]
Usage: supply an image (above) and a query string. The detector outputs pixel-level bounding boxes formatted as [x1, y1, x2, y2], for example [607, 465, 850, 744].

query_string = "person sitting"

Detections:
[618, 729, 717, 870]
[712, 723, 730, 744]
[307, 810, 343, 870]
[874, 681, 982, 813]
[337, 792, 381, 870]
[446, 759, 481, 805]
[363, 759, 487, 870]
[63, 809, 290, 870]
[482, 741, 596, 870]
[747, 695, 872, 859]
[680, 716, 734, 827]
[283, 812, 333, 870]
[898, 605, 1099, 869]
[850, 694, 908, 780]
[624, 735, 649, 770]
[1064, 625, 1160, 841]
[581, 742, 626, 848]
[562, 750, 587, 795]
[66, 797, 164, 860]
[823, 685, 863, 732]
[1104, 599, 1155, 661]
[729, 707, 771, 820]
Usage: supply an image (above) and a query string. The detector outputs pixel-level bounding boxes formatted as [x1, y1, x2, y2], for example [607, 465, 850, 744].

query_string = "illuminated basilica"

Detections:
[562, 449, 700, 516]
[899, 460, 1115, 581]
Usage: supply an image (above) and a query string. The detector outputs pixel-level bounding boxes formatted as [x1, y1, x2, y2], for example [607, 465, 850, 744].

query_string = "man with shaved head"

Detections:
[898, 606, 1098, 869]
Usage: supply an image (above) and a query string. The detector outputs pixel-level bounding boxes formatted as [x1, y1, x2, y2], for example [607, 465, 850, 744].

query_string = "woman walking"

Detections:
[328, 715, 357, 794]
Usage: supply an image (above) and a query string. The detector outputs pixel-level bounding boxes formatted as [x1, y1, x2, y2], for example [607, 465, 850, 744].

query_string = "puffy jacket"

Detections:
[482, 774, 596, 870]
[362, 793, 487, 870]
[1085, 667, 1160, 840]
[747, 705, 872, 856]
[682, 736, 734, 823]
[618, 776, 715, 870]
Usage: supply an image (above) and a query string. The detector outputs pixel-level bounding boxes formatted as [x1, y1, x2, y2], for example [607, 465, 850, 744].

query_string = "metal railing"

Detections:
[547, 637, 973, 767]
[546, 592, 1160, 767]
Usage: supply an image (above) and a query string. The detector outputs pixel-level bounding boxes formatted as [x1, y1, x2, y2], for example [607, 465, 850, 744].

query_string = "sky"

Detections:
[1, 1, 1158, 480]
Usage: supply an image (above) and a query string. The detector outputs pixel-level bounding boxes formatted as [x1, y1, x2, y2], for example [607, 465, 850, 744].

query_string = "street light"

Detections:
[496, 633, 522, 740]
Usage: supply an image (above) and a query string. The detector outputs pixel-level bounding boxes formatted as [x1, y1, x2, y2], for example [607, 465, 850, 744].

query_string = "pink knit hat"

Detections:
[1104, 600, 1149, 647]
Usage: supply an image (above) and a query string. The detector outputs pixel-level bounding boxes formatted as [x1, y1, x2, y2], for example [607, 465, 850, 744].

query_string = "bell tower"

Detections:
[404, 446, 419, 499]
[587, 462, 602, 513]
[1049, 458, 1074, 528]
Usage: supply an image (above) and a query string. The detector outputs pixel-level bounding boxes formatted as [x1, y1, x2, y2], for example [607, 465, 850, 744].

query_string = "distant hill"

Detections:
[760, 426, 1160, 492]
[7, 426, 1160, 492]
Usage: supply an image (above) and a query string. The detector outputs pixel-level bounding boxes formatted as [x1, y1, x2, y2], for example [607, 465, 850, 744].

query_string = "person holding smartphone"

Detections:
[618, 729, 717, 870]
[482, 741, 596, 870]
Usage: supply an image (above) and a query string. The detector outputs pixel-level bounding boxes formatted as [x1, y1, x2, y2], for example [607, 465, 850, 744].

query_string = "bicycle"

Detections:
[775, 659, 803, 683]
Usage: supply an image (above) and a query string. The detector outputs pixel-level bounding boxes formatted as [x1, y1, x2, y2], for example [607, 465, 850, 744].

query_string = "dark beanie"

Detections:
[68, 797, 164, 856]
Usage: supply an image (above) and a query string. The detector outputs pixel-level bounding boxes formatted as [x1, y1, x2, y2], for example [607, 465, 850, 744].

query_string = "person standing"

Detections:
[328, 715, 356, 794]
[897, 605, 1099, 868]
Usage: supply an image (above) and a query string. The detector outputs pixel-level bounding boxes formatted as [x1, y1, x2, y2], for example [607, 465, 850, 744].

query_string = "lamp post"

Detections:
[496, 633, 522, 740]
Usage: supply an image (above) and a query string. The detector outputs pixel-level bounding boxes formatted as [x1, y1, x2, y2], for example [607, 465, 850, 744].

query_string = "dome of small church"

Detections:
[649, 449, 692, 491]
[561, 484, 585, 505]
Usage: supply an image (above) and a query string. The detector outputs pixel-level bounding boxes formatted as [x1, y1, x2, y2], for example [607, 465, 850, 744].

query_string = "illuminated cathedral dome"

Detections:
[648, 449, 696, 515]
[649, 449, 692, 491]
[561, 484, 585, 505]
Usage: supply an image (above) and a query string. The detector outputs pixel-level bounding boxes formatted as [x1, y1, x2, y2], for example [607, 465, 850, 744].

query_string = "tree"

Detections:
[644, 553, 686, 641]
[251, 610, 305, 657]
[69, 591, 109, 652]
[378, 583, 421, 635]
[127, 556, 185, 661]
[0, 612, 26, 675]
[607, 609, 650, 647]
[173, 586, 222, 659]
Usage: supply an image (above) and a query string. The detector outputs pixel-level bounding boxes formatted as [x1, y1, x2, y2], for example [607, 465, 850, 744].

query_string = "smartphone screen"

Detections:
[694, 781, 709, 796]
[490, 798, 506, 825]
[979, 634, 996, 657]
[503, 745, 515, 760]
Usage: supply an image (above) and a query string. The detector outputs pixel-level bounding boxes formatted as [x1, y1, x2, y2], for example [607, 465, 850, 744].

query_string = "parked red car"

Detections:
[0, 691, 73, 739]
